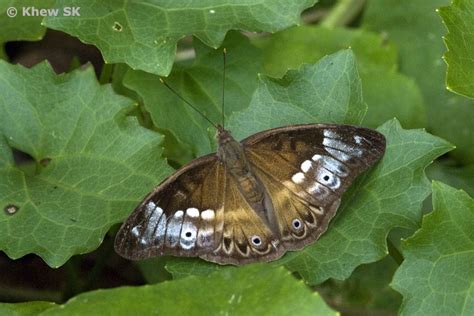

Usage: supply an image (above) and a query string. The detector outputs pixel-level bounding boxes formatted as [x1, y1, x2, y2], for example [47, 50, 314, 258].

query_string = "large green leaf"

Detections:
[164, 50, 453, 285]
[227, 49, 366, 137]
[0, 302, 57, 316]
[439, 0, 474, 99]
[255, 25, 425, 129]
[0, 61, 172, 267]
[43, 0, 315, 76]
[3, 265, 336, 316]
[363, 0, 474, 164]
[392, 182, 474, 315]
[123, 32, 263, 157]
[0, 1, 53, 59]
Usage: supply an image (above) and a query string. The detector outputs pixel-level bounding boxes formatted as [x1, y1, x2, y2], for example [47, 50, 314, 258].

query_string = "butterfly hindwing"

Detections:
[202, 174, 280, 265]
[242, 124, 386, 250]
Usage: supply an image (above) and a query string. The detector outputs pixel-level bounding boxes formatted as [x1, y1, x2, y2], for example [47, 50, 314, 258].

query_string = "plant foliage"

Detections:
[1, 0, 473, 315]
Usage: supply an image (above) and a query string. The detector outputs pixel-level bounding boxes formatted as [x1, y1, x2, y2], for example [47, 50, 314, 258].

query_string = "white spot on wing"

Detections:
[155, 213, 167, 246]
[180, 226, 197, 249]
[144, 206, 163, 243]
[144, 201, 156, 217]
[326, 148, 352, 162]
[165, 210, 184, 247]
[323, 138, 361, 156]
[323, 129, 340, 139]
[316, 168, 341, 190]
[180, 208, 199, 250]
[313, 154, 349, 177]
[292, 172, 305, 184]
[146, 201, 156, 210]
[198, 209, 215, 247]
[186, 207, 199, 218]
[131, 226, 140, 237]
[209, 9, 216, 14]
[312, 154, 322, 161]
[201, 209, 215, 220]
[301, 160, 312, 173]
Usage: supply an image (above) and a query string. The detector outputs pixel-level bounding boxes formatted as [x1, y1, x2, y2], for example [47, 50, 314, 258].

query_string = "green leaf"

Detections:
[228, 49, 366, 138]
[0, 1, 53, 59]
[0, 61, 172, 267]
[392, 182, 474, 315]
[123, 32, 262, 157]
[439, 0, 474, 99]
[255, 25, 426, 129]
[0, 302, 57, 316]
[43, 0, 315, 76]
[363, 0, 474, 164]
[25, 265, 336, 316]
[164, 50, 453, 285]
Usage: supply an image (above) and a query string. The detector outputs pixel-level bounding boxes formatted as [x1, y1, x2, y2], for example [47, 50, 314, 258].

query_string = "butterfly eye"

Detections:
[251, 235, 262, 246]
[292, 218, 302, 229]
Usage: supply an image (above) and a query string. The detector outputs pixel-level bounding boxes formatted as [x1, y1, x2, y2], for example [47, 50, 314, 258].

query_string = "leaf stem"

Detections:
[82, 236, 115, 291]
[62, 258, 81, 301]
[0, 287, 62, 303]
[387, 238, 404, 266]
[320, 0, 367, 28]
[99, 63, 114, 84]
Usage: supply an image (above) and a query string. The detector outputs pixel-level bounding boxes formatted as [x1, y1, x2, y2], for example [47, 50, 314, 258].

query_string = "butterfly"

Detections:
[114, 123, 386, 265]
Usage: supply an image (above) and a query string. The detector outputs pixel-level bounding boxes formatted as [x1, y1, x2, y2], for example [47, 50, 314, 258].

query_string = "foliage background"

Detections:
[0, 0, 473, 315]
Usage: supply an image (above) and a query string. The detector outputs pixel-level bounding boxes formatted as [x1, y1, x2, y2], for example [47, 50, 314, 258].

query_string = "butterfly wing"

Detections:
[242, 124, 386, 251]
[114, 154, 280, 265]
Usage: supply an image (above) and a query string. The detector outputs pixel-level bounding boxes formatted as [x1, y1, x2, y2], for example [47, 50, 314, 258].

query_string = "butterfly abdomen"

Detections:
[217, 129, 271, 218]
[236, 175, 264, 204]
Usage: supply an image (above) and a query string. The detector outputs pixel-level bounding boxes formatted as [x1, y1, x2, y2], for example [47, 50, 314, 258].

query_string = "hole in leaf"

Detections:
[4, 204, 19, 215]
[113, 22, 123, 32]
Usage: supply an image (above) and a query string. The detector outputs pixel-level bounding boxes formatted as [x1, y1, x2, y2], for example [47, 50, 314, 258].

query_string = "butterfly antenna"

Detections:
[222, 48, 227, 129]
[159, 78, 219, 130]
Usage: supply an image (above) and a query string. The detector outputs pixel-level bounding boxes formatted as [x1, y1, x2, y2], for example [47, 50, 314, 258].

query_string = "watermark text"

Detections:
[7, 6, 80, 18]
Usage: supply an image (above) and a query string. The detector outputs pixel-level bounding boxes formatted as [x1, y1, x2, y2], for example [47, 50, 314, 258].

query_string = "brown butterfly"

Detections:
[115, 122, 385, 265]
[114, 50, 386, 265]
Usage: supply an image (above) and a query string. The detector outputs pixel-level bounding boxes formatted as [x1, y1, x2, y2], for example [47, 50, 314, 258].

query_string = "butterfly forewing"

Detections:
[242, 124, 385, 251]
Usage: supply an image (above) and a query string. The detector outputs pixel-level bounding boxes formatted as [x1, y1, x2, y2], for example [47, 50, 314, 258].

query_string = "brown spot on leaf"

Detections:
[40, 158, 52, 167]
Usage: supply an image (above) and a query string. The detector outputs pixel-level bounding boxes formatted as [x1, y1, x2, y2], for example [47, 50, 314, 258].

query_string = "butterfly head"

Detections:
[216, 125, 233, 145]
